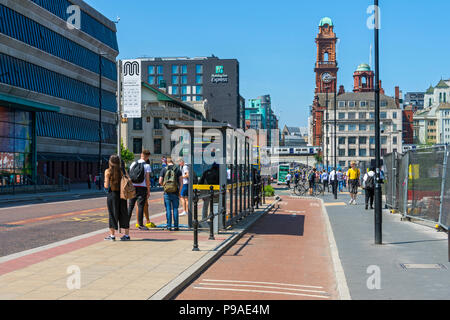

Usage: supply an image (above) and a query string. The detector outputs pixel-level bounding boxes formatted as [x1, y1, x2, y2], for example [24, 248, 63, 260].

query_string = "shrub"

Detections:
[264, 185, 275, 197]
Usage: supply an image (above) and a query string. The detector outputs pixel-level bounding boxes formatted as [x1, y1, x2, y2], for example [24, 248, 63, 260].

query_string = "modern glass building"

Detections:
[0, 0, 119, 190]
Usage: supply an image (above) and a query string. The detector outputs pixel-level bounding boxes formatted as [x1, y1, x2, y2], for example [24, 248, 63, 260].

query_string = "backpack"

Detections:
[308, 172, 315, 182]
[120, 174, 136, 200]
[129, 161, 145, 184]
[366, 174, 375, 190]
[163, 166, 178, 193]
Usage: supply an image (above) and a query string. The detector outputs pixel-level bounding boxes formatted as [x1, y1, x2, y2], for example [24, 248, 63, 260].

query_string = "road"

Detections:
[174, 195, 339, 300]
[0, 192, 166, 257]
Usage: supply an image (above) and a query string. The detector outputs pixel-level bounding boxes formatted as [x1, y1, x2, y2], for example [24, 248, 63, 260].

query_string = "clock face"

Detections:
[322, 72, 333, 83]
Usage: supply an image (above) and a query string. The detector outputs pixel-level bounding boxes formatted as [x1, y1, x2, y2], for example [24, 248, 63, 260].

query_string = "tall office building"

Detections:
[139, 56, 242, 128]
[0, 0, 119, 189]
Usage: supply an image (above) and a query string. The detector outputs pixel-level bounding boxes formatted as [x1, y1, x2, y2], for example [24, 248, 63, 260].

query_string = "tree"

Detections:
[120, 140, 135, 165]
[314, 154, 323, 165]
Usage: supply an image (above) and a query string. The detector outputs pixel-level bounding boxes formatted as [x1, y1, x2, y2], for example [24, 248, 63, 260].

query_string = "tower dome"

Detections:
[319, 17, 333, 27]
[356, 63, 371, 72]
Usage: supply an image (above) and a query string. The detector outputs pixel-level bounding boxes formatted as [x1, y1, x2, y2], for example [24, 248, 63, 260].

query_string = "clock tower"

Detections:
[314, 17, 338, 93]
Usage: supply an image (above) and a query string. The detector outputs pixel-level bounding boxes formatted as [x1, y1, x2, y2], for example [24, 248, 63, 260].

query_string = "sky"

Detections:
[87, 0, 450, 128]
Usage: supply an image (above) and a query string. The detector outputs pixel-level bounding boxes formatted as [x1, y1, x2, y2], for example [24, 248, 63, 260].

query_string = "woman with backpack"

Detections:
[363, 167, 376, 210]
[104, 155, 130, 241]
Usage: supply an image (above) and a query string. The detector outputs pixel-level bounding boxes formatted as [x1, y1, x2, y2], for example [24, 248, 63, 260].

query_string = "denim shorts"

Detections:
[180, 184, 189, 197]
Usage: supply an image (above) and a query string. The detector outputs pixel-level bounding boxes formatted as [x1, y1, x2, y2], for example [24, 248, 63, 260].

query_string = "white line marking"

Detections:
[202, 279, 323, 289]
[198, 283, 328, 294]
[0, 197, 103, 211]
[193, 286, 330, 299]
[0, 211, 166, 264]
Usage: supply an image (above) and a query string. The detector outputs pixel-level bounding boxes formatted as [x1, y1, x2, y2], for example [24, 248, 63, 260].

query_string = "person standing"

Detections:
[87, 174, 92, 190]
[178, 158, 189, 217]
[347, 161, 361, 205]
[104, 155, 130, 241]
[159, 158, 183, 231]
[329, 167, 337, 196]
[337, 169, 344, 192]
[363, 167, 376, 210]
[128, 150, 152, 231]
[308, 168, 317, 196]
[286, 172, 292, 189]
[321, 170, 329, 193]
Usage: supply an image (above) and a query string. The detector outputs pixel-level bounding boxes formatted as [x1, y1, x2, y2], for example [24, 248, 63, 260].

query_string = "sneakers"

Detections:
[138, 226, 149, 231]
[179, 211, 187, 216]
[348, 199, 354, 205]
[120, 235, 131, 241]
[104, 235, 115, 241]
[146, 222, 156, 228]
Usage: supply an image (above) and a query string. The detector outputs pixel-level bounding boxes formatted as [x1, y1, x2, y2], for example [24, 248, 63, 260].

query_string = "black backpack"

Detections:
[129, 162, 145, 184]
[366, 175, 375, 190]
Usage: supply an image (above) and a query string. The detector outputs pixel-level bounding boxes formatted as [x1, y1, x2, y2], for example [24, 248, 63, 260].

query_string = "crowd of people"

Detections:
[286, 161, 380, 210]
[103, 150, 190, 241]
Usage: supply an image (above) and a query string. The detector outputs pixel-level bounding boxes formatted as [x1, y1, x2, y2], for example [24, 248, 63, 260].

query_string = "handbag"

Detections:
[120, 173, 136, 200]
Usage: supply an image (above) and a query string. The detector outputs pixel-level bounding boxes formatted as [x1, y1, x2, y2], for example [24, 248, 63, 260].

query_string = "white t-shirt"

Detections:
[182, 165, 189, 185]
[130, 159, 152, 187]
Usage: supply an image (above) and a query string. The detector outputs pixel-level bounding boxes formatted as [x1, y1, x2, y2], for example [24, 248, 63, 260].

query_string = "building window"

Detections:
[133, 118, 143, 131]
[157, 66, 163, 74]
[370, 149, 375, 156]
[339, 149, 346, 156]
[133, 138, 142, 154]
[172, 65, 179, 74]
[348, 149, 356, 157]
[196, 65, 203, 74]
[148, 66, 155, 74]
[172, 86, 178, 95]
[338, 101, 346, 108]
[348, 125, 357, 131]
[359, 124, 367, 131]
[339, 125, 346, 131]
[360, 101, 367, 107]
[359, 112, 366, 119]
[181, 86, 188, 95]
[196, 75, 203, 84]
[195, 96, 203, 101]
[339, 161, 346, 168]
[196, 86, 203, 94]
[393, 136, 398, 145]
[154, 139, 162, 154]
[348, 137, 357, 145]
[172, 76, 179, 85]
[148, 76, 155, 85]
[380, 112, 387, 119]
[348, 112, 356, 120]
[381, 136, 387, 145]
[339, 113, 346, 120]
[359, 137, 367, 144]
[181, 65, 187, 74]
[339, 137, 346, 145]
[157, 76, 164, 86]
[381, 100, 388, 107]
[349, 101, 356, 108]
[181, 96, 187, 101]
[393, 112, 397, 119]
[181, 75, 188, 85]
[154, 117, 161, 129]
[369, 112, 375, 119]
[370, 137, 375, 145]
[359, 149, 367, 157]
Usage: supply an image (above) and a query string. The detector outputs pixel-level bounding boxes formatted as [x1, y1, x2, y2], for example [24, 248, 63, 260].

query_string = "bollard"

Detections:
[255, 183, 259, 210]
[192, 189, 200, 251]
[209, 186, 215, 240]
[221, 185, 226, 229]
[262, 180, 266, 205]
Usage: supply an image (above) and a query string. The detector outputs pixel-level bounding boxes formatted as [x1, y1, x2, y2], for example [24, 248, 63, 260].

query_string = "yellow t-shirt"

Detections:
[347, 168, 360, 180]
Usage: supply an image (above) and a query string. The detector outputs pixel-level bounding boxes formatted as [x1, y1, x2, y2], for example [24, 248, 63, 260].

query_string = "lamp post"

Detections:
[374, 0, 382, 245]
[334, 76, 338, 199]
[98, 53, 103, 190]
[326, 86, 329, 172]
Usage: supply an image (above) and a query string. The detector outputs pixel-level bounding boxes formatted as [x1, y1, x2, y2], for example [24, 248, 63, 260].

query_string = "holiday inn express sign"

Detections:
[211, 65, 229, 83]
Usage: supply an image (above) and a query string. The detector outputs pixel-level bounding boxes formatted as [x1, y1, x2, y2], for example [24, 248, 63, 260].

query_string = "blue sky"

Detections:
[88, 0, 450, 128]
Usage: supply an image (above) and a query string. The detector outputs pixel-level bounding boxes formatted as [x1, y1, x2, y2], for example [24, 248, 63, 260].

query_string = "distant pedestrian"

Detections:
[87, 174, 92, 190]
[347, 161, 361, 205]
[179, 158, 189, 217]
[159, 157, 183, 231]
[337, 169, 344, 192]
[104, 155, 130, 241]
[321, 170, 329, 193]
[128, 150, 152, 231]
[308, 168, 317, 196]
[363, 167, 376, 210]
[286, 172, 292, 189]
[329, 168, 337, 195]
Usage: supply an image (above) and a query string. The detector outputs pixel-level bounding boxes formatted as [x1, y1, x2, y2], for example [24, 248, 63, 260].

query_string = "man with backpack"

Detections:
[128, 150, 152, 231]
[308, 168, 317, 196]
[363, 167, 376, 210]
[159, 157, 183, 231]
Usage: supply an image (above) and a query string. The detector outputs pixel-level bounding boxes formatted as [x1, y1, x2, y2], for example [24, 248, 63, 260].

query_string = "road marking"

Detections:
[324, 202, 347, 207]
[198, 282, 328, 294]
[202, 279, 323, 289]
[193, 286, 330, 299]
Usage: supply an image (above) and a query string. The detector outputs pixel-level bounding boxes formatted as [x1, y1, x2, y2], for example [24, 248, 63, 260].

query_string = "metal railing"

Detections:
[192, 181, 265, 251]
[0, 174, 67, 195]
[384, 146, 449, 231]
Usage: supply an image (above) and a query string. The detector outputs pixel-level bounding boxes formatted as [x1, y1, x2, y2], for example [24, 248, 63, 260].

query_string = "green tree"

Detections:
[314, 154, 323, 165]
[120, 141, 135, 165]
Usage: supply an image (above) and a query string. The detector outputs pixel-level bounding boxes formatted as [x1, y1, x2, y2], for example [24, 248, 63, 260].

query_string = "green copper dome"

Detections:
[319, 17, 333, 27]
[356, 63, 371, 72]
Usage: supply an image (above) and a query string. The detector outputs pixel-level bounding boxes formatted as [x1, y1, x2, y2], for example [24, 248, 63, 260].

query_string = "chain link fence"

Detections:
[384, 146, 449, 231]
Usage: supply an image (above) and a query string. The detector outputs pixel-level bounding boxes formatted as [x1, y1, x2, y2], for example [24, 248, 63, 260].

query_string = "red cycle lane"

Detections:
[175, 196, 339, 300]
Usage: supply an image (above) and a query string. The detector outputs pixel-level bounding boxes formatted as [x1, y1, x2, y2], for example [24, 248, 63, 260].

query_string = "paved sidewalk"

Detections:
[0, 201, 276, 300]
[320, 191, 450, 300]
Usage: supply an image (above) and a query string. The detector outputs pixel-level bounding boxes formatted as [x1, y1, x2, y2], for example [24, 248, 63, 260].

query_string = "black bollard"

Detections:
[209, 186, 215, 240]
[192, 189, 199, 251]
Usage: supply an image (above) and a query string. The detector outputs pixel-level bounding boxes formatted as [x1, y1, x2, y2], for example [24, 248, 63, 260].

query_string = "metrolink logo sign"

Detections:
[212, 66, 228, 84]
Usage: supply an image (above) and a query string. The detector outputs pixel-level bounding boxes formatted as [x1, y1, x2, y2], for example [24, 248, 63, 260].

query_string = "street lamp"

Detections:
[374, 0, 382, 245]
